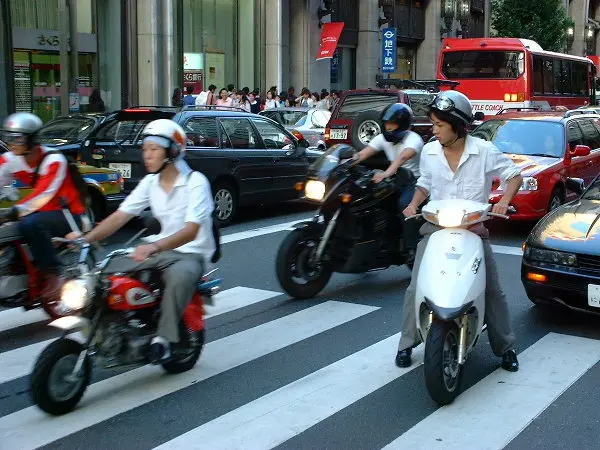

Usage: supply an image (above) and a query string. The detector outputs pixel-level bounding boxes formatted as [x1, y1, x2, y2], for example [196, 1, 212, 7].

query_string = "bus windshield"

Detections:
[441, 51, 525, 79]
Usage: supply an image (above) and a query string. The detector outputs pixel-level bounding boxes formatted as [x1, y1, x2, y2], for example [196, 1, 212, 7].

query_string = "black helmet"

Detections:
[380, 103, 414, 131]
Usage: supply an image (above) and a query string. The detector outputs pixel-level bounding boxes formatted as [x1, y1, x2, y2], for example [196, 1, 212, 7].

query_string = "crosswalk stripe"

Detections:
[0, 286, 283, 385]
[0, 308, 48, 334]
[154, 333, 423, 450]
[0, 300, 379, 450]
[382, 332, 600, 450]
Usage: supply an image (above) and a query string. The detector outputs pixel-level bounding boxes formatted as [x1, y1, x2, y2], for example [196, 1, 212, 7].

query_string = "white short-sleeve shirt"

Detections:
[368, 130, 424, 178]
[416, 135, 522, 203]
[118, 160, 216, 261]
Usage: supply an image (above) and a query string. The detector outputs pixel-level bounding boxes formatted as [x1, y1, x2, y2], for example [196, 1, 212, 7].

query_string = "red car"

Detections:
[471, 109, 600, 220]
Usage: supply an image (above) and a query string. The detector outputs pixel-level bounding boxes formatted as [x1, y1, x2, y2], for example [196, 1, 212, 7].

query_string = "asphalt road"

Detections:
[0, 200, 599, 450]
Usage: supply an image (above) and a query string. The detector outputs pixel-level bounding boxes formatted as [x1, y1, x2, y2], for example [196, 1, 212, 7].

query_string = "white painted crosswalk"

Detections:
[0, 283, 599, 450]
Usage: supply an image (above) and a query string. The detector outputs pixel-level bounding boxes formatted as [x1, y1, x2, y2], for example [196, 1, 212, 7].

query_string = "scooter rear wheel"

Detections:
[423, 320, 463, 406]
[30, 338, 91, 415]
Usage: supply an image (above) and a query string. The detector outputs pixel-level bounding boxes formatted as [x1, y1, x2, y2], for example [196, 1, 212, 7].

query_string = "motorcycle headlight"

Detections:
[61, 278, 90, 310]
[520, 177, 538, 191]
[436, 208, 465, 228]
[305, 180, 326, 201]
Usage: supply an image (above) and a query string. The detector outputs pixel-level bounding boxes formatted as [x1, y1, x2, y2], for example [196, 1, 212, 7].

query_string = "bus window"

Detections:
[572, 62, 588, 95]
[533, 57, 543, 93]
[441, 51, 525, 79]
[542, 59, 554, 94]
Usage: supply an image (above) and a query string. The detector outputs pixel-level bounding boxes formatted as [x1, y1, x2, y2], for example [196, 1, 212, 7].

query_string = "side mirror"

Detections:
[566, 177, 585, 196]
[571, 144, 591, 157]
[473, 111, 485, 121]
[298, 138, 310, 148]
[339, 147, 356, 160]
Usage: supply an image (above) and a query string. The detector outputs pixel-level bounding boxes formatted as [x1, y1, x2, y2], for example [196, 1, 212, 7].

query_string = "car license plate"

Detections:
[330, 129, 348, 140]
[108, 163, 131, 179]
[588, 284, 600, 307]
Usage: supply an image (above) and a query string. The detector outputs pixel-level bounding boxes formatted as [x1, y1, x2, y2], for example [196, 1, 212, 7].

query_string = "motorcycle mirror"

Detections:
[143, 216, 162, 235]
[338, 147, 356, 160]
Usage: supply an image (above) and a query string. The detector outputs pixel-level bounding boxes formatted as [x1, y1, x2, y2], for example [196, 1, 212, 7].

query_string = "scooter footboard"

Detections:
[416, 228, 486, 315]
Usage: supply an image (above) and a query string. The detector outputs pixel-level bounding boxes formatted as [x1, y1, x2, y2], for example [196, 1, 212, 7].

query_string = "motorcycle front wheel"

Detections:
[30, 338, 91, 415]
[276, 228, 333, 299]
[423, 319, 463, 406]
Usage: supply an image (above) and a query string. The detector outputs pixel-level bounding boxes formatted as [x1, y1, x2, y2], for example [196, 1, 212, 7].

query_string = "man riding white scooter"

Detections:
[68, 119, 216, 364]
[396, 90, 522, 372]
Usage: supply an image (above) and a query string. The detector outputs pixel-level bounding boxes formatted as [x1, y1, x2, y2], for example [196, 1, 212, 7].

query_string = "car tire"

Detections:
[351, 111, 382, 150]
[212, 180, 237, 227]
[547, 187, 563, 212]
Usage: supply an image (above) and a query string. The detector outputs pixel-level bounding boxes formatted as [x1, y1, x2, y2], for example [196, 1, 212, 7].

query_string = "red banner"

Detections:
[316, 22, 345, 61]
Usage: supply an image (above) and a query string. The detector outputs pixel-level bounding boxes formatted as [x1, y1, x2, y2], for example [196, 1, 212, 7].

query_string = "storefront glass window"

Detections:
[330, 47, 356, 92]
[9, 0, 99, 121]
[182, 0, 241, 94]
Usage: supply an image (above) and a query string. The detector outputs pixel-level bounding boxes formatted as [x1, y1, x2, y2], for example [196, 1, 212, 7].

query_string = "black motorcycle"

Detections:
[276, 144, 419, 299]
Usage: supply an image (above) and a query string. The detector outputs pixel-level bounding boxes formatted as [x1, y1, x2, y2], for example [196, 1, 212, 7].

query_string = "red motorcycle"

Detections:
[0, 188, 94, 318]
[29, 219, 221, 415]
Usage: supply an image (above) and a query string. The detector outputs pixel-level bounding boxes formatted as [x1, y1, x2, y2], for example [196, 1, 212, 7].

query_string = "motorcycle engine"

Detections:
[0, 245, 27, 301]
[0, 244, 16, 276]
[97, 316, 153, 367]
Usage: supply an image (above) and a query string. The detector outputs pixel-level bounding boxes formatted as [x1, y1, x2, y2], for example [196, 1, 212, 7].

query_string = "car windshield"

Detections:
[582, 175, 600, 200]
[471, 119, 565, 158]
[38, 118, 97, 144]
[261, 110, 307, 126]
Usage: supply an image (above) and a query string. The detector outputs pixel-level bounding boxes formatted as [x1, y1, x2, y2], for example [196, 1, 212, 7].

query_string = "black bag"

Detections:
[187, 171, 221, 263]
[32, 150, 91, 209]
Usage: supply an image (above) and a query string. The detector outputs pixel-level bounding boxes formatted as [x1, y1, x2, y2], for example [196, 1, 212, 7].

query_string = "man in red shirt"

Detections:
[1, 112, 86, 300]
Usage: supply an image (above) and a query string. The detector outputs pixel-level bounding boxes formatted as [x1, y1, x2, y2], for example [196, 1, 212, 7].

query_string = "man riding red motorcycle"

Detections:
[68, 118, 216, 364]
[0, 112, 88, 300]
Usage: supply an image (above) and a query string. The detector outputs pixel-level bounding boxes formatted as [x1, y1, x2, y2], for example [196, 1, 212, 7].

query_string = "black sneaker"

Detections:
[395, 348, 412, 368]
[149, 336, 172, 364]
[501, 349, 519, 372]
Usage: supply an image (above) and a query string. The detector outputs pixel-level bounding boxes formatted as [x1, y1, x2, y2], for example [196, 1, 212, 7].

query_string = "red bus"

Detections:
[436, 38, 597, 117]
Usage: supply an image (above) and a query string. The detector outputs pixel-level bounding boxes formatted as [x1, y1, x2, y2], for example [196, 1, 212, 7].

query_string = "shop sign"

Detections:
[381, 28, 397, 73]
[12, 27, 97, 53]
[316, 22, 345, 61]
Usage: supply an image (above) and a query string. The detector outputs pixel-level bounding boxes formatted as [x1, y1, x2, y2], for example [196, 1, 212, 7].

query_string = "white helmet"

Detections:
[140, 119, 187, 161]
[2, 112, 43, 149]
[428, 90, 474, 125]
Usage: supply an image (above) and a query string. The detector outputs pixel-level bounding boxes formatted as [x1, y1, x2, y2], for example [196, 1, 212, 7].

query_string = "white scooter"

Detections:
[407, 199, 509, 405]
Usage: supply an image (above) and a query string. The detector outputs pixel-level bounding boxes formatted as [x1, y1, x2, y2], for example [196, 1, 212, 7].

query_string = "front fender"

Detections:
[49, 316, 91, 334]
[291, 221, 325, 233]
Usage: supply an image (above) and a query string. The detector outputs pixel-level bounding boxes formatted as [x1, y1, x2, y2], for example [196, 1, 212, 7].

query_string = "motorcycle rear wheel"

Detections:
[276, 228, 333, 299]
[162, 323, 205, 374]
[30, 338, 91, 415]
[423, 319, 463, 406]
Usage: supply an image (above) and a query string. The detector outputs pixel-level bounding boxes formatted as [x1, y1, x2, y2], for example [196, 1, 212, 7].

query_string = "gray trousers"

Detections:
[105, 250, 205, 344]
[397, 222, 516, 357]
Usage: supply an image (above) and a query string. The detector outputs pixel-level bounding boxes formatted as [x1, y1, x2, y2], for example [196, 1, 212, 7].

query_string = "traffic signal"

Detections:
[317, 0, 334, 28]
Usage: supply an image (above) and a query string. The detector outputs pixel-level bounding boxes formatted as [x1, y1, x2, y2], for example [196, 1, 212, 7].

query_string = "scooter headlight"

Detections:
[437, 208, 465, 228]
[61, 278, 90, 310]
[305, 180, 326, 201]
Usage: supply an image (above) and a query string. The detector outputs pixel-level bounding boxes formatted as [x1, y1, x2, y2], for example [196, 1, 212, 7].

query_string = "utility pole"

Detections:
[59, 0, 69, 115]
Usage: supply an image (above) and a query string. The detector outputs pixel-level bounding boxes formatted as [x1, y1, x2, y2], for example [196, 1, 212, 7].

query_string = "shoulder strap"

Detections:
[186, 170, 221, 263]
[32, 150, 61, 186]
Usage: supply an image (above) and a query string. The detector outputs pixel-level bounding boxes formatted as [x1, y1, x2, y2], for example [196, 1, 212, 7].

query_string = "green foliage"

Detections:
[491, 0, 575, 52]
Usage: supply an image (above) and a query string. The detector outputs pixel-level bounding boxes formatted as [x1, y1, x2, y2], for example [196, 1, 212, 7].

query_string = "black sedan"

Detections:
[522, 176, 600, 314]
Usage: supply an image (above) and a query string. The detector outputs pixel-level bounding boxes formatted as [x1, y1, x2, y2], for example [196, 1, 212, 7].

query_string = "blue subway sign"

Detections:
[381, 28, 397, 73]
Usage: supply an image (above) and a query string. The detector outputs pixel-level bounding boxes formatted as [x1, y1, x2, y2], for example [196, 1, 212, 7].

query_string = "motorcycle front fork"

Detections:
[66, 307, 103, 381]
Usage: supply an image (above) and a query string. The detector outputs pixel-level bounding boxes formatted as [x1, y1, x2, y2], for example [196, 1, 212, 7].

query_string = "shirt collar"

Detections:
[426, 135, 479, 155]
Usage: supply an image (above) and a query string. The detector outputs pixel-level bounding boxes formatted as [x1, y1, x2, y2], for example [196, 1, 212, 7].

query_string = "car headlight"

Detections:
[61, 278, 90, 310]
[524, 246, 578, 266]
[305, 180, 326, 201]
[520, 177, 538, 191]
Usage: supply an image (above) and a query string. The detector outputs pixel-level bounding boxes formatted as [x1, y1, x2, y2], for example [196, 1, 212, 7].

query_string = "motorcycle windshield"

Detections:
[308, 146, 351, 180]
